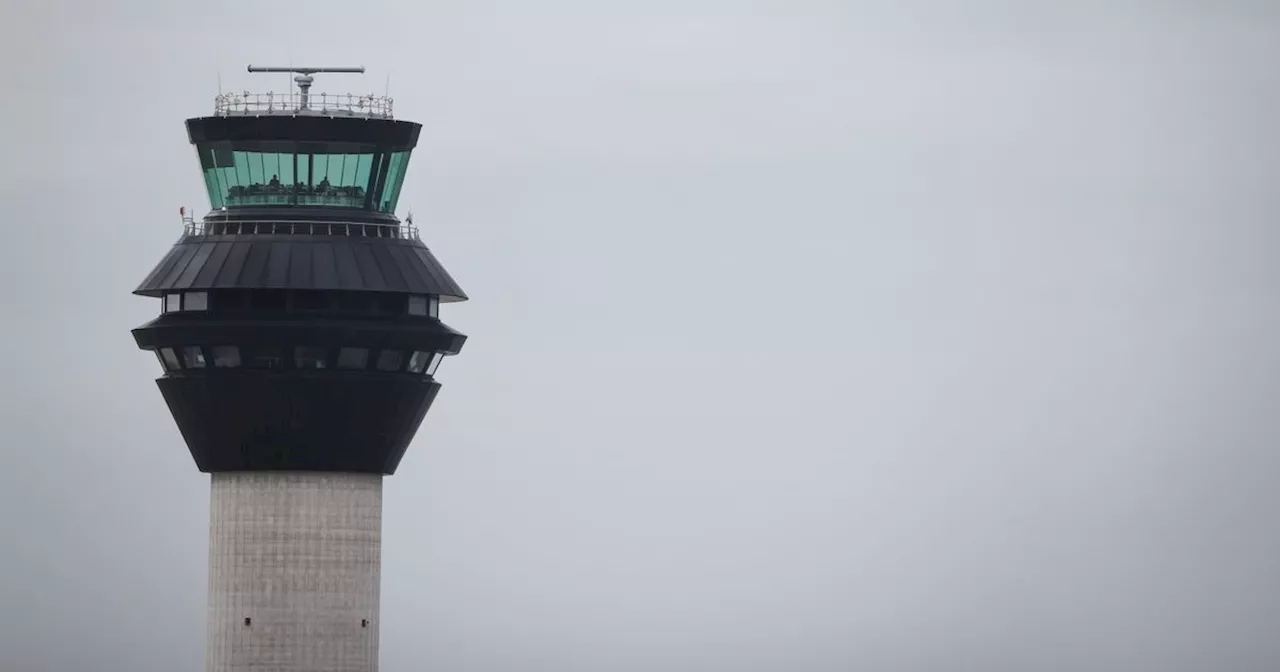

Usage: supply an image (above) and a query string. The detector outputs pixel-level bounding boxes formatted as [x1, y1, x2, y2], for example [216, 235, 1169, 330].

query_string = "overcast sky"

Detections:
[2, 1, 1279, 670]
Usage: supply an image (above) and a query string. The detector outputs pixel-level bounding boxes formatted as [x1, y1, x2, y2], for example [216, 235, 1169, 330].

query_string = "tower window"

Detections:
[210, 346, 241, 368]
[295, 346, 329, 369]
[247, 346, 286, 369]
[408, 295, 440, 317]
[184, 291, 208, 311]
[376, 350, 404, 372]
[337, 347, 369, 370]
[408, 295, 427, 316]
[159, 347, 182, 371]
[407, 351, 432, 374]
[426, 353, 444, 377]
[157, 348, 182, 372]
[182, 346, 207, 368]
[164, 293, 182, 313]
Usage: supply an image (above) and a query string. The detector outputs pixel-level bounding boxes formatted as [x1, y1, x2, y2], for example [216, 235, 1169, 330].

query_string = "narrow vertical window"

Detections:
[426, 353, 444, 377]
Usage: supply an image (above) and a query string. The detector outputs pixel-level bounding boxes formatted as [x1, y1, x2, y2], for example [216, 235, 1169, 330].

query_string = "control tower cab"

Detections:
[131, 66, 469, 475]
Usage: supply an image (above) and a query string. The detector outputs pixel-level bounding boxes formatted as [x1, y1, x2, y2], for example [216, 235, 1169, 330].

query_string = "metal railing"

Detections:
[214, 91, 394, 118]
[182, 217, 419, 240]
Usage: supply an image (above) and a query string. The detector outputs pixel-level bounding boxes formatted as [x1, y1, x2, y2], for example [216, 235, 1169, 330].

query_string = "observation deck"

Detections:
[190, 66, 418, 213]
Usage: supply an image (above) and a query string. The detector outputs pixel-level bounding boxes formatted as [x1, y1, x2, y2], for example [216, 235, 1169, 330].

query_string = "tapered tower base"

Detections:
[206, 472, 382, 672]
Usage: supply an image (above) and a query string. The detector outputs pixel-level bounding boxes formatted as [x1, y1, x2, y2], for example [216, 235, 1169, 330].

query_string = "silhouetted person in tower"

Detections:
[269, 174, 281, 188]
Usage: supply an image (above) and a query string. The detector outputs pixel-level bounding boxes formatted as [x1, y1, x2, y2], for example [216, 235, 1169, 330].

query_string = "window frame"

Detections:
[407, 350, 432, 374]
[158, 347, 182, 371]
[181, 346, 207, 369]
[245, 345, 287, 370]
[375, 349, 405, 372]
[426, 352, 444, 377]
[336, 347, 370, 370]
[210, 345, 242, 368]
[184, 291, 209, 311]
[407, 295, 427, 316]
[294, 346, 330, 370]
[196, 142, 411, 211]
[153, 343, 441, 375]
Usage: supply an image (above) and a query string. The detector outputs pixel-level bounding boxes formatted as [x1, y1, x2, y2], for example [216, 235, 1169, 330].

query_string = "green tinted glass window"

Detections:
[316, 153, 340, 186]
[354, 154, 373, 196]
[280, 154, 295, 189]
[341, 154, 359, 187]
[378, 150, 412, 213]
[201, 167, 224, 209]
[260, 154, 280, 189]
[195, 141, 408, 211]
[295, 153, 310, 190]
[296, 152, 374, 208]
[247, 151, 265, 186]
[233, 151, 252, 187]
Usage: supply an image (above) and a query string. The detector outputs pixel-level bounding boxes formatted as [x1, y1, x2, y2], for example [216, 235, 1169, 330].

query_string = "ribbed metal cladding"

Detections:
[206, 472, 382, 672]
[134, 235, 468, 301]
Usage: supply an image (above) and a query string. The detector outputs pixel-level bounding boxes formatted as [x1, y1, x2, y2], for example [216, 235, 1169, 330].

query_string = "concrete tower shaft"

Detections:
[207, 472, 382, 672]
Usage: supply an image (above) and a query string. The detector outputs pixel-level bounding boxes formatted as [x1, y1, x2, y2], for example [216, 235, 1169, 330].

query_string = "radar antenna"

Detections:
[246, 65, 366, 111]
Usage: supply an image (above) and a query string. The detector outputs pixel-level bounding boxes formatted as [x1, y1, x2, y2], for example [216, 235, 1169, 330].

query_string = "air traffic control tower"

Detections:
[131, 66, 468, 672]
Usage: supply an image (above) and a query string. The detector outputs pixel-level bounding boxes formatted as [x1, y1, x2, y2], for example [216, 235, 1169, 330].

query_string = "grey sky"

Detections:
[2, 1, 1279, 670]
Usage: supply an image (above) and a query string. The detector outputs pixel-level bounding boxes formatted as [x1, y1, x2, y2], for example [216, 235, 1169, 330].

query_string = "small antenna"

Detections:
[385, 72, 391, 98]
[217, 70, 222, 96]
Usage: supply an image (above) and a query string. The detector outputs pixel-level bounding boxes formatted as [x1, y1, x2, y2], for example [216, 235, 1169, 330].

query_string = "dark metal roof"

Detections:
[186, 115, 421, 149]
[135, 234, 468, 301]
